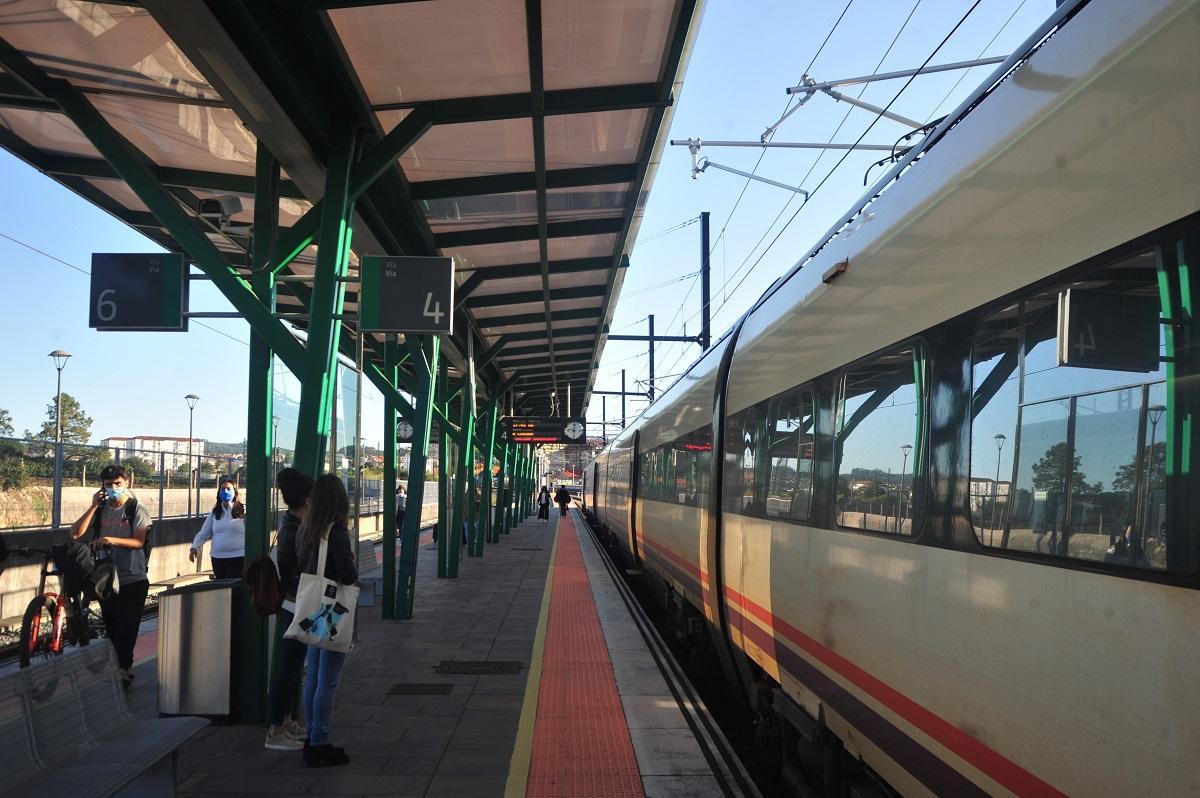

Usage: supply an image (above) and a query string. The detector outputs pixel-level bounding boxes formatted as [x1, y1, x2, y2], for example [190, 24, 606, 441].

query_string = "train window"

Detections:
[835, 344, 925, 535]
[970, 238, 1199, 573]
[765, 389, 816, 521]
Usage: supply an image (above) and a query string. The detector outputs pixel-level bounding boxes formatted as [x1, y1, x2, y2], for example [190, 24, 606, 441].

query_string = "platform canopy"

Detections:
[0, 0, 701, 415]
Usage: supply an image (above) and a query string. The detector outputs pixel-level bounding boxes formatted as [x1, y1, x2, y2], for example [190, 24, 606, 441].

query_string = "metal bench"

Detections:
[0, 643, 207, 798]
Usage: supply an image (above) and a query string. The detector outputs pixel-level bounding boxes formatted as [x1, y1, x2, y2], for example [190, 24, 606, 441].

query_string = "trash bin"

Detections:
[157, 578, 241, 718]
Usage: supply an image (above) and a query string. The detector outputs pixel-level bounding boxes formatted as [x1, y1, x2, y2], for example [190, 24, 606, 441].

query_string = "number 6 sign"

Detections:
[359, 256, 455, 335]
[89, 253, 187, 331]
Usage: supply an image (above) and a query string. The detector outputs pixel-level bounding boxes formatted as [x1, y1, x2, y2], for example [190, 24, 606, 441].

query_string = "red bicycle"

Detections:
[11, 545, 106, 669]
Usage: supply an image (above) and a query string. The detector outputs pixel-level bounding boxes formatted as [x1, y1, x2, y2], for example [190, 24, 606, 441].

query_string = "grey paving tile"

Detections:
[628, 727, 716, 776]
[641, 774, 729, 797]
[620, 693, 692, 730]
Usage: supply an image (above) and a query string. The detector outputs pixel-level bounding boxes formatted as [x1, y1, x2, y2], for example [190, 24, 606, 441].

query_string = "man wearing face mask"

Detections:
[71, 464, 152, 688]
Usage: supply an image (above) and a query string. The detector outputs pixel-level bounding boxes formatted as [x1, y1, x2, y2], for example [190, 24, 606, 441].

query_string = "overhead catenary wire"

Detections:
[631, 1, 858, 391]
[0, 230, 252, 348]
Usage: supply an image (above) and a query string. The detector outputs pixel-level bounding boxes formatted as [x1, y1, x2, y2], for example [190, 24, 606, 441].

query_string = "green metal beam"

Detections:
[408, 164, 638, 200]
[453, 272, 486, 309]
[503, 324, 597, 343]
[485, 307, 601, 327]
[0, 40, 306, 374]
[384, 83, 665, 123]
[476, 336, 510, 371]
[39, 154, 306, 198]
[462, 257, 609, 281]
[503, 339, 592, 358]
[291, 124, 356, 475]
[433, 216, 624, 248]
[465, 284, 607, 309]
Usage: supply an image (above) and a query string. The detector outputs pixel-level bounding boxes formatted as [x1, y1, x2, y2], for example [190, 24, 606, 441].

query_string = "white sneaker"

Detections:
[265, 730, 304, 751]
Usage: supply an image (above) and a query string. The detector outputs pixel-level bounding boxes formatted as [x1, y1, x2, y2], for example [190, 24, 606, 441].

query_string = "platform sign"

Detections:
[359, 256, 455, 335]
[504, 417, 587, 445]
[1057, 288, 1159, 372]
[89, 253, 187, 331]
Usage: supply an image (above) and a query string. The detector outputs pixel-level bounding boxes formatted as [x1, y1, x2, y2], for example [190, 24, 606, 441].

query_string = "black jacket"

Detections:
[276, 512, 302, 600]
[297, 522, 358, 586]
[554, 487, 571, 505]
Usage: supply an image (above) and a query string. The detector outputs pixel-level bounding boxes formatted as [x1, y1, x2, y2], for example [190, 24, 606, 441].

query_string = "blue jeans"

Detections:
[304, 645, 347, 746]
[267, 609, 307, 726]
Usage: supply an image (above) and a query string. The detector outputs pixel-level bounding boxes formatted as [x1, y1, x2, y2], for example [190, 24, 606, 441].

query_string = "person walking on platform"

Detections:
[189, 478, 246, 579]
[70, 464, 151, 689]
[554, 484, 571, 517]
[297, 474, 358, 768]
[537, 485, 551, 523]
[265, 468, 313, 751]
[394, 484, 407, 538]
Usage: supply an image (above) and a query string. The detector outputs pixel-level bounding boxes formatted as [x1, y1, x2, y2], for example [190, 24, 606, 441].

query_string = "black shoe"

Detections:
[119, 669, 135, 690]
[303, 743, 350, 768]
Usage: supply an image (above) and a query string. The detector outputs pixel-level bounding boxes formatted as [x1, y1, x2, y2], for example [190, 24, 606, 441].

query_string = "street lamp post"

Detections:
[1144, 404, 1166, 547]
[48, 350, 71, 529]
[272, 415, 281, 526]
[991, 433, 1007, 545]
[185, 394, 200, 516]
[898, 444, 913, 534]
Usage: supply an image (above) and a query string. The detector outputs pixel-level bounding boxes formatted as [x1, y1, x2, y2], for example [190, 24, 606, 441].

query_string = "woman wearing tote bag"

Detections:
[289, 474, 358, 768]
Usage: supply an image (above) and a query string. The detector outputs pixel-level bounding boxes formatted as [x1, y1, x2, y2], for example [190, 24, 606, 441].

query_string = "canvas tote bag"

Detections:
[284, 526, 359, 652]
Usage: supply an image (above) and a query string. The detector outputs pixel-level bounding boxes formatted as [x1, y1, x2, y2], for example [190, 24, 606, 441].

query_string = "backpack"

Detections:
[90, 497, 154, 565]
[244, 555, 283, 616]
[51, 540, 117, 601]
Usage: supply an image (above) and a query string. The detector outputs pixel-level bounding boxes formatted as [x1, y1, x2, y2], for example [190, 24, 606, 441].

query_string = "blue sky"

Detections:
[0, 0, 1054, 449]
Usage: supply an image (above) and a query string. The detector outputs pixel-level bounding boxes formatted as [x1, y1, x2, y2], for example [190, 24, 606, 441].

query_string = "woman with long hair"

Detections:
[190, 477, 246, 578]
[296, 474, 358, 768]
[537, 485, 551, 523]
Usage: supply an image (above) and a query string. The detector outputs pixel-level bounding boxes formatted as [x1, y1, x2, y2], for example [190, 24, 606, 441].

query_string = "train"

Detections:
[582, 0, 1200, 794]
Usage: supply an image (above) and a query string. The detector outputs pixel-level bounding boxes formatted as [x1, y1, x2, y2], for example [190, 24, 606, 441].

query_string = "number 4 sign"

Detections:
[359, 256, 455, 335]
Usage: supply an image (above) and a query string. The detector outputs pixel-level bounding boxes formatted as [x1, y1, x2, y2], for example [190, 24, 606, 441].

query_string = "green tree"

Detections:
[1112, 442, 1165, 493]
[122, 456, 159, 483]
[0, 408, 13, 437]
[0, 439, 28, 489]
[1031, 441, 1102, 496]
[24, 393, 93, 444]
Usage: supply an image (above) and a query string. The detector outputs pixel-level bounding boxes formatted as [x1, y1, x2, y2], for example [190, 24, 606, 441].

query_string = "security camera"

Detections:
[198, 195, 243, 227]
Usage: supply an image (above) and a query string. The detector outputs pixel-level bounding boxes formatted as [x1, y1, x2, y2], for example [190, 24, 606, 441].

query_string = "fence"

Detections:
[0, 436, 390, 531]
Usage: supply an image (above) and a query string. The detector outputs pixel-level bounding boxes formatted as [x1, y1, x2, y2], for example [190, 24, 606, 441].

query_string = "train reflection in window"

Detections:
[835, 344, 925, 535]
[765, 389, 816, 522]
[969, 245, 1190, 571]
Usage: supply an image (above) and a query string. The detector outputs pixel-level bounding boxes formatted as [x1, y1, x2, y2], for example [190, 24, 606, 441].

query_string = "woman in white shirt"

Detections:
[190, 478, 246, 578]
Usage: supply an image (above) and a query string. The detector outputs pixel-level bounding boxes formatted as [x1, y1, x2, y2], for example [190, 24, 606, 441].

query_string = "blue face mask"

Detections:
[105, 485, 125, 501]
[218, 488, 234, 503]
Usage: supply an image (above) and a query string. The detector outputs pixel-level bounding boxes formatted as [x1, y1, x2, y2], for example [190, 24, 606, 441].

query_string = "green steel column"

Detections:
[483, 405, 499, 544]
[292, 125, 356, 477]
[397, 336, 440, 618]
[381, 337, 400, 620]
[453, 374, 477, 564]
[436, 364, 452, 577]
[495, 440, 510, 535]
[238, 145, 278, 724]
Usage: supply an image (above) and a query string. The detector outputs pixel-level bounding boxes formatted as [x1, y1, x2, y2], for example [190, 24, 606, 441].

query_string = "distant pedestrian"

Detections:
[70, 464, 151, 689]
[537, 485, 551, 522]
[554, 484, 571, 517]
[265, 468, 313, 751]
[395, 484, 407, 537]
[297, 474, 358, 768]
[190, 478, 246, 578]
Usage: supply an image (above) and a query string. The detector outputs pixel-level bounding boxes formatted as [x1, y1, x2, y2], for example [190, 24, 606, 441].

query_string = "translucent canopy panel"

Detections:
[446, 239, 541, 270]
[0, 108, 102, 157]
[546, 182, 629, 222]
[90, 95, 257, 175]
[0, 1, 220, 102]
[479, 318, 546, 335]
[399, 118, 534, 182]
[548, 233, 618, 260]
[544, 110, 649, 168]
[550, 296, 604, 312]
[422, 190, 538, 233]
[330, 0, 529, 105]
[542, 0, 676, 91]
[86, 178, 150, 212]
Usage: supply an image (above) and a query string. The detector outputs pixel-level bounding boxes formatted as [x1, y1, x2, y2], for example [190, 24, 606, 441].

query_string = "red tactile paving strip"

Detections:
[132, 628, 158, 664]
[526, 517, 645, 798]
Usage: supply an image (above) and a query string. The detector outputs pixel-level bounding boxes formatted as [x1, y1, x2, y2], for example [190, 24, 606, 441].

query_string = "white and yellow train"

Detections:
[584, 0, 1200, 794]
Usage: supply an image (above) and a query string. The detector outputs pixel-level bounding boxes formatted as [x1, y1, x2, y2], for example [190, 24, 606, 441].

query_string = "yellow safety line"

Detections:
[504, 519, 560, 798]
